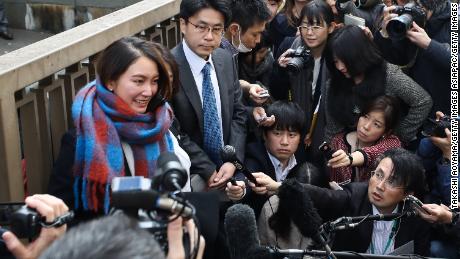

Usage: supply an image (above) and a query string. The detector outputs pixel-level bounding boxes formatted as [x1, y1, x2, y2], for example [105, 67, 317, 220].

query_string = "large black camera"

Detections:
[387, 2, 426, 40]
[285, 46, 312, 74]
[422, 115, 451, 138]
[0, 203, 42, 240]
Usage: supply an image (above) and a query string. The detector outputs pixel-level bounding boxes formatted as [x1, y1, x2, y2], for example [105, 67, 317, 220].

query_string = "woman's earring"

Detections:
[108, 88, 113, 92]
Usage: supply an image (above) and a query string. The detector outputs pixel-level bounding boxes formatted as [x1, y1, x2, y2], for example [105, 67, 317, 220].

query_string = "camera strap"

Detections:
[41, 211, 74, 228]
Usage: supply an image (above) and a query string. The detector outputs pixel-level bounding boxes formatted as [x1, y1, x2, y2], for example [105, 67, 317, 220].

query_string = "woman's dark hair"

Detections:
[263, 101, 306, 134]
[326, 25, 382, 78]
[96, 37, 173, 101]
[299, 0, 334, 27]
[153, 42, 180, 99]
[374, 148, 426, 197]
[179, 0, 231, 27]
[360, 95, 401, 135]
[325, 25, 387, 130]
[283, 0, 300, 27]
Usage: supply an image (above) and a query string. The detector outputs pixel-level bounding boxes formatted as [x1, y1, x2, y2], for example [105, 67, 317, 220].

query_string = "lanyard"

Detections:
[370, 220, 397, 255]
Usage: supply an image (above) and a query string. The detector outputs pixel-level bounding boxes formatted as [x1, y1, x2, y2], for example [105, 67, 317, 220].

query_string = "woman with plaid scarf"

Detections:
[48, 37, 192, 220]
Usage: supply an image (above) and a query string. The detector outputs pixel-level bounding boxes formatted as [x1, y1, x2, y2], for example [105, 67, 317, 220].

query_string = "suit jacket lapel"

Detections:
[176, 43, 204, 131]
[212, 53, 230, 138]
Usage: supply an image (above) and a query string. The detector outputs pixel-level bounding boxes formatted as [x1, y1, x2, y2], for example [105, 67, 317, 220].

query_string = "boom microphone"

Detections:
[111, 189, 194, 219]
[220, 145, 258, 184]
[224, 204, 261, 259]
[326, 211, 417, 231]
[278, 179, 336, 259]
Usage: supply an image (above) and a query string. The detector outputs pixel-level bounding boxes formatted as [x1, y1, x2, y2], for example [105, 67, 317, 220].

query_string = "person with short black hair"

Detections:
[324, 25, 432, 146]
[221, 0, 271, 56]
[171, 0, 247, 191]
[226, 101, 306, 216]
[256, 148, 430, 256]
[38, 212, 205, 259]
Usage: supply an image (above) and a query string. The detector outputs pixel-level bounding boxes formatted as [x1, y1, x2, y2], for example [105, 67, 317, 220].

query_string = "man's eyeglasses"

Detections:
[370, 170, 403, 189]
[298, 24, 324, 33]
[187, 20, 224, 36]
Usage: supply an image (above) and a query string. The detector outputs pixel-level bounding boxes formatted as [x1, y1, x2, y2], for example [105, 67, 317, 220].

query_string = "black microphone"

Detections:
[111, 189, 194, 219]
[152, 152, 188, 192]
[327, 211, 417, 231]
[278, 179, 336, 259]
[224, 204, 262, 259]
[220, 145, 258, 184]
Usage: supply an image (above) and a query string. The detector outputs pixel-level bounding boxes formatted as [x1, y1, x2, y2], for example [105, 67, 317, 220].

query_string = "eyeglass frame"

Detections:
[370, 170, 404, 189]
[186, 20, 225, 36]
[298, 24, 325, 33]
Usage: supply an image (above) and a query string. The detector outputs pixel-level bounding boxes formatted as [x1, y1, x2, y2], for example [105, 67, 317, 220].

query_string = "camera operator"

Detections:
[375, 0, 451, 116]
[1, 194, 69, 259]
[38, 213, 205, 259]
[261, 0, 335, 167]
[418, 111, 453, 205]
[416, 111, 458, 258]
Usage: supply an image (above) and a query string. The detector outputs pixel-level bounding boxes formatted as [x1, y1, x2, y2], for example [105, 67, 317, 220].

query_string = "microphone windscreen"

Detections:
[155, 152, 187, 190]
[220, 145, 237, 162]
[278, 179, 322, 239]
[224, 204, 260, 259]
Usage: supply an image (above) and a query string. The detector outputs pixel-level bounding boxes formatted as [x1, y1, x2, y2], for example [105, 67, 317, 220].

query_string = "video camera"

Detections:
[110, 152, 193, 253]
[387, 2, 426, 40]
[0, 202, 74, 242]
[422, 115, 451, 138]
[285, 46, 312, 74]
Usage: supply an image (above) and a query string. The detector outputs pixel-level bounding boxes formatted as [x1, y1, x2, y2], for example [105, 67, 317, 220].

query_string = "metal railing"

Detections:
[0, 0, 182, 202]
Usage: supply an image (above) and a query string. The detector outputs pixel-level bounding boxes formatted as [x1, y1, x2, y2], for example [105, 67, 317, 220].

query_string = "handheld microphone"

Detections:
[224, 204, 261, 259]
[220, 145, 258, 185]
[111, 189, 194, 219]
[152, 152, 188, 192]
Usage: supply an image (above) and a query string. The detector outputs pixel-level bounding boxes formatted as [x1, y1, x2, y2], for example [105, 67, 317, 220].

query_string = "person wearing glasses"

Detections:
[254, 148, 430, 256]
[257, 0, 335, 168]
[172, 0, 247, 192]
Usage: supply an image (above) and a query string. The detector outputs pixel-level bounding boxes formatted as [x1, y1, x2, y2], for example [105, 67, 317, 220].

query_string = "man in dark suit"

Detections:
[261, 148, 430, 256]
[172, 0, 247, 191]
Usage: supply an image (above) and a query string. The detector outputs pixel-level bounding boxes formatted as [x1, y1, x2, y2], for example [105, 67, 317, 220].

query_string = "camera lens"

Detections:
[286, 58, 304, 73]
[387, 14, 413, 40]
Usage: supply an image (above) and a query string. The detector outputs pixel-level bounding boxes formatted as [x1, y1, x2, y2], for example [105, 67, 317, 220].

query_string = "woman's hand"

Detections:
[278, 49, 294, 68]
[406, 22, 431, 49]
[327, 149, 352, 168]
[225, 181, 246, 201]
[250, 172, 281, 196]
[1, 194, 69, 259]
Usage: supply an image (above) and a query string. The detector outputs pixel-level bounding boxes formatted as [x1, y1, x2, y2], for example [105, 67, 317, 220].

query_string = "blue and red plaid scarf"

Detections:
[72, 80, 174, 213]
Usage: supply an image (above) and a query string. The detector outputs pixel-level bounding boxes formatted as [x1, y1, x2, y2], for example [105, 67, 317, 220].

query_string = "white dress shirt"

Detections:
[182, 40, 223, 136]
[267, 152, 297, 182]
